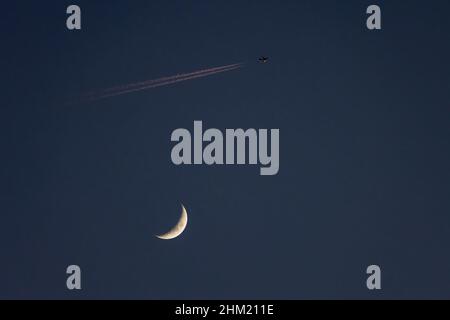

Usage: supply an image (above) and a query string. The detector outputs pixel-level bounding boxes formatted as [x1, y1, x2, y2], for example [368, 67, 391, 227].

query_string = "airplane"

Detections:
[259, 56, 269, 63]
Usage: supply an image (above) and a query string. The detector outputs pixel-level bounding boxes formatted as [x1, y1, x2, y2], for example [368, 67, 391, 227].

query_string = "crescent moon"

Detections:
[156, 205, 188, 240]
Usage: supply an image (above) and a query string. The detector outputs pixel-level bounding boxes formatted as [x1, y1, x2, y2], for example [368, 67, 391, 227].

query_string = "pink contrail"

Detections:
[82, 63, 243, 101]
[99, 63, 242, 93]
[89, 65, 242, 100]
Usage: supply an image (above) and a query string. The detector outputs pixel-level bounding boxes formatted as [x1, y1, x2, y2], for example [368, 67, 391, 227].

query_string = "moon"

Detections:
[156, 205, 188, 240]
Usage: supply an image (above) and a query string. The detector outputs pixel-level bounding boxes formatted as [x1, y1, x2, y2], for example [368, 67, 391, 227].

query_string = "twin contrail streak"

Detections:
[82, 63, 243, 101]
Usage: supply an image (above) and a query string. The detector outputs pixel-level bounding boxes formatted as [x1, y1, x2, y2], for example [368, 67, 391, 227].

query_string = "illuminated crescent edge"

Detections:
[156, 205, 188, 240]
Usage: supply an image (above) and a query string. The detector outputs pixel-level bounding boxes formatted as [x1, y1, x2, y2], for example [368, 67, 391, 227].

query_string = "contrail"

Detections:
[90, 65, 242, 100]
[82, 63, 243, 101]
[95, 63, 243, 94]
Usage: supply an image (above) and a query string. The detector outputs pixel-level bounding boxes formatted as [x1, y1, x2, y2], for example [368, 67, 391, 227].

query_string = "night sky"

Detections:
[1, 1, 450, 299]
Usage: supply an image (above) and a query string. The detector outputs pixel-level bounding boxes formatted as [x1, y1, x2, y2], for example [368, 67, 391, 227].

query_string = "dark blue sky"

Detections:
[1, 0, 450, 299]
